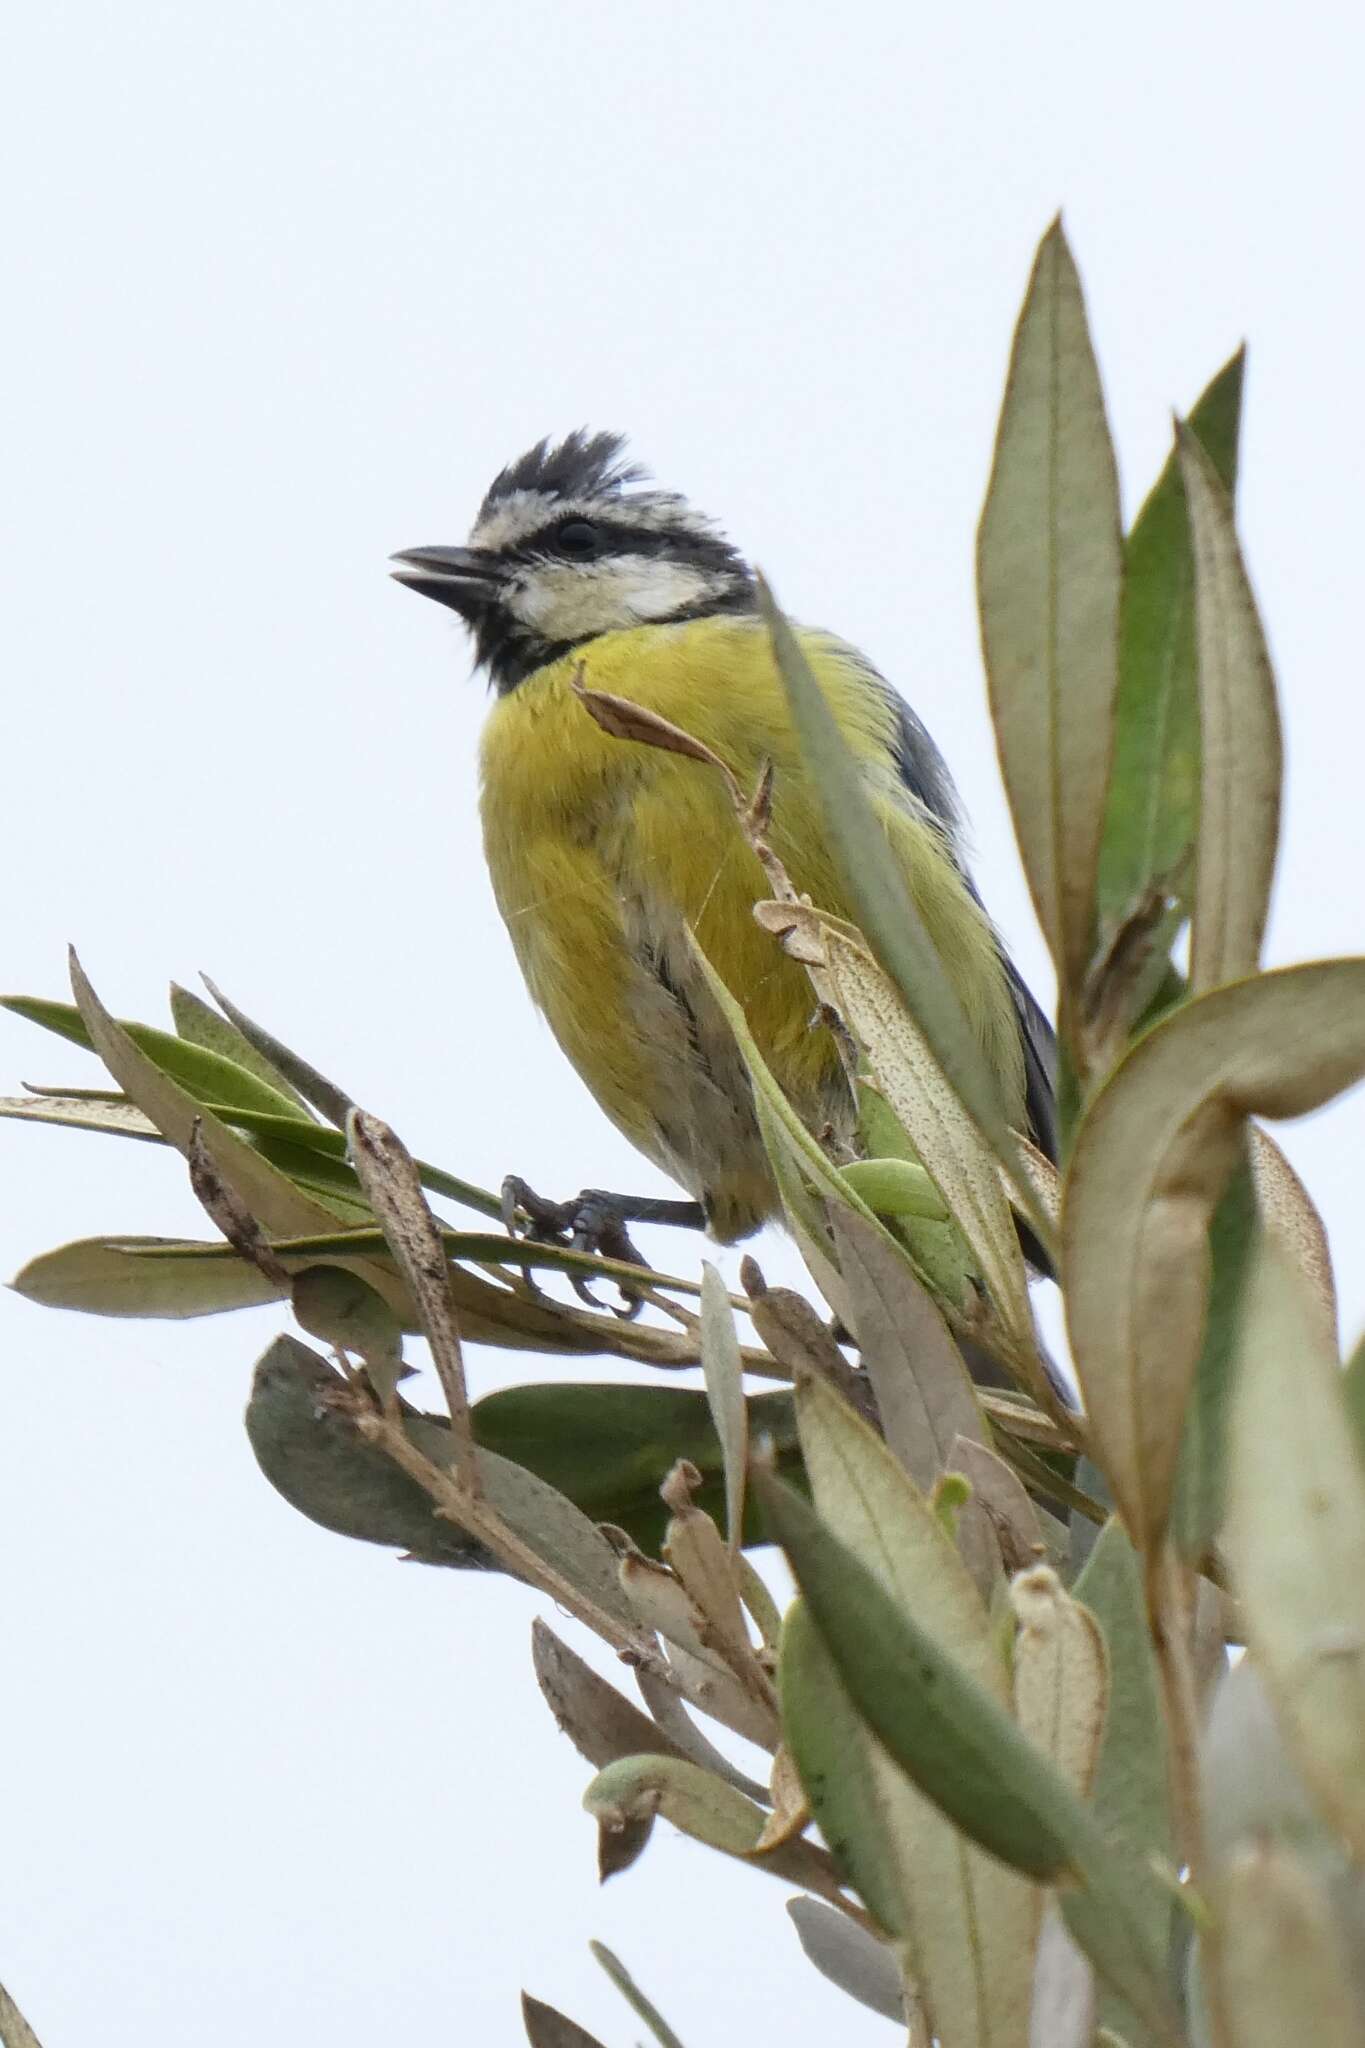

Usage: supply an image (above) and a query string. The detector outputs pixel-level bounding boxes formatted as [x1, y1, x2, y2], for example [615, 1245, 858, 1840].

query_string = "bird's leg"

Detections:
[501, 1177, 707, 1317]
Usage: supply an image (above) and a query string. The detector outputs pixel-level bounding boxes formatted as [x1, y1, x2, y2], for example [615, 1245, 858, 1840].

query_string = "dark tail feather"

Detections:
[1004, 955, 1058, 1165]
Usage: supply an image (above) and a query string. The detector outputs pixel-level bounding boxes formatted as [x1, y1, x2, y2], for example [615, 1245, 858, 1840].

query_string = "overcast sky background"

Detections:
[3, 4, 1363, 2043]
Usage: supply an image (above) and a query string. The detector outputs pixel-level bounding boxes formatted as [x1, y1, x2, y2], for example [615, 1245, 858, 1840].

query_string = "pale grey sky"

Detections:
[3, 3, 1363, 2042]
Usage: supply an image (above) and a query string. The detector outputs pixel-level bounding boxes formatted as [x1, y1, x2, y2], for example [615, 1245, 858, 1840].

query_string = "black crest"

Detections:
[479, 430, 646, 519]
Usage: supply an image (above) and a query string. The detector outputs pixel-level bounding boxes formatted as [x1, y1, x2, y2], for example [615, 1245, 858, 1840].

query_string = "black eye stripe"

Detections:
[515, 519, 741, 573]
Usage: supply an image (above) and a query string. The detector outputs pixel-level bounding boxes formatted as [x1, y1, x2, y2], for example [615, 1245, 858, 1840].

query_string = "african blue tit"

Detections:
[393, 432, 1055, 1261]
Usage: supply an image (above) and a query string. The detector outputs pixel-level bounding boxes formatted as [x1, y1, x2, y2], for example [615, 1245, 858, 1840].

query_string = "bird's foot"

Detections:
[500, 1178, 706, 1317]
[501, 1177, 650, 1317]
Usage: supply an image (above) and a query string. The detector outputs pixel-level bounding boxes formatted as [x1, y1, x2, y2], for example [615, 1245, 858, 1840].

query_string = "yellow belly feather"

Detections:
[478, 615, 1021, 1239]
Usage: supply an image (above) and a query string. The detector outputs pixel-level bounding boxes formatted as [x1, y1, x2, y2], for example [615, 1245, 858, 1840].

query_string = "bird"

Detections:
[392, 431, 1055, 1282]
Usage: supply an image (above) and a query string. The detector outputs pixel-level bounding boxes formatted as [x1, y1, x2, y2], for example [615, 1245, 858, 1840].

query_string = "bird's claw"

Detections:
[500, 1177, 649, 1318]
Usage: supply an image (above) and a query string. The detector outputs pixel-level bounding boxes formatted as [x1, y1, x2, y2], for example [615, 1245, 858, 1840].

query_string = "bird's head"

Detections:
[391, 431, 755, 691]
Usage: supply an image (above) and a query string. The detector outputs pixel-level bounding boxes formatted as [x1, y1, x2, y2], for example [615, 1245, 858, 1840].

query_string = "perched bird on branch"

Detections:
[393, 432, 1054, 1275]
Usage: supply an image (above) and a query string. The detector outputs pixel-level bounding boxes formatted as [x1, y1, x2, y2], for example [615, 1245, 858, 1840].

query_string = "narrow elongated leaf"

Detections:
[1097, 351, 1244, 934]
[2, 993, 305, 1120]
[950, 1436, 1059, 1572]
[180, 994, 498, 1217]
[19, 1225, 744, 1367]
[347, 1107, 474, 1469]
[1180, 424, 1282, 993]
[434, 1431, 642, 1633]
[0, 1094, 161, 1141]
[0, 1983, 44, 2048]
[786, 1896, 905, 2024]
[782, 1600, 997, 2047]
[136, 1221, 706, 1303]
[828, 1204, 991, 1503]
[589, 1943, 688, 2048]
[808, 911, 1040, 1342]
[581, 1754, 840, 1900]
[789, 1351, 1015, 2007]
[757, 1468, 1179, 2037]
[0, 1081, 499, 1223]
[209, 1108, 498, 1219]
[737, 1554, 783, 1651]
[754, 1743, 809, 1851]
[229, 1129, 372, 1220]
[662, 1483, 773, 1700]
[758, 585, 1028, 1183]
[531, 1619, 692, 1772]
[761, 1446, 1056, 1876]
[1011, 1566, 1108, 1796]
[1249, 1125, 1337, 1342]
[1063, 960, 1365, 1544]
[977, 217, 1123, 1007]
[684, 929, 897, 1258]
[521, 1993, 608, 2048]
[699, 1261, 747, 1550]
[745, 1278, 879, 1427]
[856, 1081, 978, 1306]
[246, 1335, 495, 1566]
[290, 1266, 402, 1376]
[200, 974, 357, 1129]
[1171, 1157, 1259, 1560]
[1215, 1844, 1361, 2048]
[1071, 1517, 1173, 1867]
[252, 1338, 641, 1623]
[792, 1371, 1002, 1683]
[1067, 1519, 1173, 2048]
[477, 1383, 799, 1554]
[618, 1551, 778, 1749]
[780, 1605, 919, 2010]
[249, 1343, 772, 1569]
[13, 1235, 289, 1319]
[744, 1092, 852, 1325]
[774, 1522, 1070, 1893]
[1226, 1247, 1365, 1859]
[186, 1119, 289, 1287]
[66, 952, 374, 1244]
[631, 1661, 772, 1804]
[169, 983, 309, 1109]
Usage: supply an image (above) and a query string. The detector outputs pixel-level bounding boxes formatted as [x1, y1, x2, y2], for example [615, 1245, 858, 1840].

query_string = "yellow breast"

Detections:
[478, 615, 1021, 1238]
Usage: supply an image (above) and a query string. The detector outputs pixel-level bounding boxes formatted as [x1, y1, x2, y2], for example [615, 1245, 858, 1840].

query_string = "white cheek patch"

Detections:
[510, 556, 716, 639]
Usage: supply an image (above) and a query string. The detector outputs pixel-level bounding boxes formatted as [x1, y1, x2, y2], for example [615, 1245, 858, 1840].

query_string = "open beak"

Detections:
[390, 545, 502, 617]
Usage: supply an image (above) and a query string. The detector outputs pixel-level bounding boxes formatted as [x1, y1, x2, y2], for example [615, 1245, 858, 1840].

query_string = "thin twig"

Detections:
[347, 1392, 671, 1679]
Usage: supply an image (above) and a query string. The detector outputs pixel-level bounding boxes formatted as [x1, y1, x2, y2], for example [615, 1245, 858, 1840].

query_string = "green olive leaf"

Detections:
[1226, 1246, 1365, 1861]
[757, 1465, 1180, 2040]
[1096, 350, 1244, 937]
[1179, 422, 1283, 994]
[977, 216, 1122, 1013]
[1064, 961, 1365, 1545]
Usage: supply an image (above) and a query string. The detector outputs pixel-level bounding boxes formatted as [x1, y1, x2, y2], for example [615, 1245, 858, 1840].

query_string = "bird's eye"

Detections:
[553, 519, 601, 558]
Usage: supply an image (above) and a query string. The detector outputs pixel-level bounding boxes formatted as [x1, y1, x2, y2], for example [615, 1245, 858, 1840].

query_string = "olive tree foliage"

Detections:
[5, 221, 1365, 2048]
